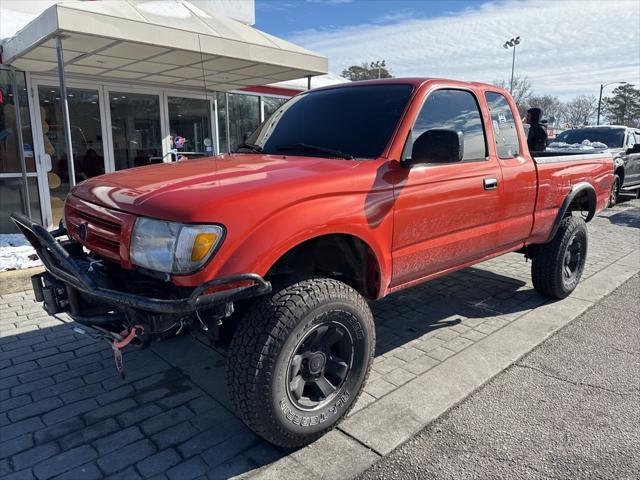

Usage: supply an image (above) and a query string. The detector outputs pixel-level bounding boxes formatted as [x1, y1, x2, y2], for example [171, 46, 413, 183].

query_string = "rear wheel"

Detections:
[226, 277, 375, 448]
[608, 174, 621, 207]
[531, 216, 588, 299]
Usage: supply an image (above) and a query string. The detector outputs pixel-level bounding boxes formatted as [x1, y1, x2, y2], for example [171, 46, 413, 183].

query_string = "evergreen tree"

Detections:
[603, 84, 640, 127]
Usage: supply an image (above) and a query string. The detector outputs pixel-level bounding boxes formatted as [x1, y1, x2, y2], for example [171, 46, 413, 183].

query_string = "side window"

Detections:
[627, 132, 636, 147]
[485, 92, 520, 158]
[411, 89, 487, 162]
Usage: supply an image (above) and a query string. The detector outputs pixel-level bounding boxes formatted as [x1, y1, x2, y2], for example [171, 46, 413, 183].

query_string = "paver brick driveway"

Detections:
[1, 198, 639, 480]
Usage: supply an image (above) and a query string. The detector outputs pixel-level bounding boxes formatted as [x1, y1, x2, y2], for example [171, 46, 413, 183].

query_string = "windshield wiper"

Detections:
[235, 143, 263, 153]
[276, 143, 355, 160]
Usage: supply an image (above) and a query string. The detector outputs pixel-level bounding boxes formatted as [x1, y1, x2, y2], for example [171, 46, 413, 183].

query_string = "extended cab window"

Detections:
[244, 84, 414, 159]
[410, 89, 487, 162]
[485, 92, 520, 158]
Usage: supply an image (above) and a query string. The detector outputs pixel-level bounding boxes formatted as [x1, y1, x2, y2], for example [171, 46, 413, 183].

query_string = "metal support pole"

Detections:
[307, 75, 312, 90]
[10, 68, 31, 217]
[225, 92, 231, 153]
[596, 84, 604, 126]
[56, 36, 75, 187]
[509, 45, 516, 94]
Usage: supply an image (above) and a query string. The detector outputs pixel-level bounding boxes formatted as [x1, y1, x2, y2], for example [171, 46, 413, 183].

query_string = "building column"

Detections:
[56, 35, 76, 189]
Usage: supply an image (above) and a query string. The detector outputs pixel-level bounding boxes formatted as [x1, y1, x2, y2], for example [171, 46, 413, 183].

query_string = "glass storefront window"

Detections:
[38, 86, 105, 225]
[167, 96, 213, 158]
[0, 177, 41, 232]
[110, 92, 163, 170]
[228, 93, 260, 152]
[1, 69, 35, 173]
[1, 68, 42, 232]
[263, 96, 288, 120]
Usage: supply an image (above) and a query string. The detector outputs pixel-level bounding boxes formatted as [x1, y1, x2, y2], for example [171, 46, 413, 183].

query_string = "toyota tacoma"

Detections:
[12, 78, 614, 448]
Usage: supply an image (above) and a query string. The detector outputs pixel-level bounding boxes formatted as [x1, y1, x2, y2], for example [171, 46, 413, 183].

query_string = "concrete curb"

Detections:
[249, 250, 640, 479]
[0, 266, 44, 294]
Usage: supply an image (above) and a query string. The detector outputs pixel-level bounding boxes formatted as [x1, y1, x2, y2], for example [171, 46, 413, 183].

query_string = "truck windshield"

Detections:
[553, 128, 625, 148]
[241, 84, 414, 159]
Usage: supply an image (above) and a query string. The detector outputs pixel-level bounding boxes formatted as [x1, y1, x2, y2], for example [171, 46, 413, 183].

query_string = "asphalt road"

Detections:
[358, 274, 640, 480]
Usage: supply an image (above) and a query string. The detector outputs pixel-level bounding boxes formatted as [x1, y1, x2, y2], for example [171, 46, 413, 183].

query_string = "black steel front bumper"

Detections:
[10, 212, 272, 322]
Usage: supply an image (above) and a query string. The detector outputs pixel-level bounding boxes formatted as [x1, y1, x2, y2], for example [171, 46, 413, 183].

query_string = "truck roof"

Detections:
[310, 77, 506, 94]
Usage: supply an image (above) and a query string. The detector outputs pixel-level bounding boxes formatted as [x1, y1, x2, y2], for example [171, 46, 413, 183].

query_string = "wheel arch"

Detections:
[545, 182, 596, 242]
[614, 165, 625, 184]
[264, 232, 384, 299]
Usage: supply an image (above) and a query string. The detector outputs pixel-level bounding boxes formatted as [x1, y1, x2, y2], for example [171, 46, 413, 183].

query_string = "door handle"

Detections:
[483, 177, 498, 190]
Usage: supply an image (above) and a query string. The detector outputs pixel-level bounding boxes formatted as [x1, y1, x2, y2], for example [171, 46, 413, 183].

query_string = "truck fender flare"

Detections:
[546, 182, 596, 242]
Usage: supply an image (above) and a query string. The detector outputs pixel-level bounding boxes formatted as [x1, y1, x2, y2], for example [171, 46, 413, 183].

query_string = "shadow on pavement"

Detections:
[605, 207, 640, 229]
[0, 264, 547, 479]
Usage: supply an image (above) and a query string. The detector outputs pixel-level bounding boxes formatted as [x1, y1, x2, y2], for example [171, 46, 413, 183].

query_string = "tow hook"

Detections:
[111, 325, 144, 379]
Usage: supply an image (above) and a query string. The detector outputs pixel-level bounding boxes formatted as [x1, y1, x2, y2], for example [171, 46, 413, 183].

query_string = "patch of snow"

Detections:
[0, 234, 41, 272]
[547, 139, 609, 153]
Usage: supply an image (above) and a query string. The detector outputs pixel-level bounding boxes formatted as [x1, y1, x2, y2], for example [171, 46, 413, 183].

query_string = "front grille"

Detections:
[64, 197, 132, 265]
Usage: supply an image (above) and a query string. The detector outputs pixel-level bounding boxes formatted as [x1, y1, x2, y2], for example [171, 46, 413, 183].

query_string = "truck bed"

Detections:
[528, 151, 612, 244]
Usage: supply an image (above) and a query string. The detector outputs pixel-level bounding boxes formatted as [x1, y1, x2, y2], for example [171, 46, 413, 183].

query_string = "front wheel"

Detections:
[226, 277, 375, 448]
[531, 216, 588, 299]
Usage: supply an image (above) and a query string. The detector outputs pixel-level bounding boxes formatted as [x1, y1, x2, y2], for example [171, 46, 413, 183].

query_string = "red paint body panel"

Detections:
[66, 78, 613, 298]
[528, 159, 612, 244]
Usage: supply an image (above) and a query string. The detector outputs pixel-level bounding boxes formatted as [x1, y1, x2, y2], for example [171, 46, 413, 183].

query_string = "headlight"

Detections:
[130, 218, 224, 274]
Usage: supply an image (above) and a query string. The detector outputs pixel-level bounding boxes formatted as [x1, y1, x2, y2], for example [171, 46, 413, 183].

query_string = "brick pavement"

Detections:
[1, 197, 638, 480]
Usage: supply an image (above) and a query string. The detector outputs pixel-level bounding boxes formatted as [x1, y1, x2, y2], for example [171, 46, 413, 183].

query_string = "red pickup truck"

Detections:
[12, 78, 613, 448]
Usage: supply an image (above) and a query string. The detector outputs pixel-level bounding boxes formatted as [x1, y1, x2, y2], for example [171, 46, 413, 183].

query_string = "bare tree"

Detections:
[493, 76, 534, 116]
[526, 95, 566, 125]
[341, 62, 392, 81]
[564, 95, 598, 127]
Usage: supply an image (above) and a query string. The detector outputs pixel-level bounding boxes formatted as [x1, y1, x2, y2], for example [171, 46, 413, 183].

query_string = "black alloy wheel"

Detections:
[562, 233, 583, 285]
[287, 321, 354, 410]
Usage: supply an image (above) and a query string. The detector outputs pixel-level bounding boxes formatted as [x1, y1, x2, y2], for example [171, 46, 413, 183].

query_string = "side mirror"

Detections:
[404, 129, 464, 167]
[626, 144, 640, 155]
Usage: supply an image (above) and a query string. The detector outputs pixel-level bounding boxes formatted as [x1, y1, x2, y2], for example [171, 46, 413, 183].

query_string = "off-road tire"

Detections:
[531, 216, 588, 299]
[226, 277, 375, 448]
[609, 174, 620, 207]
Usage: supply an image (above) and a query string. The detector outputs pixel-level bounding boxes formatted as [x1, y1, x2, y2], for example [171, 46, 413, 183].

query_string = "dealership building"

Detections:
[0, 0, 339, 232]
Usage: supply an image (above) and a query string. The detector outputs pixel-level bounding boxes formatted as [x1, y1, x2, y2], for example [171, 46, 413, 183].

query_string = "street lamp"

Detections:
[370, 60, 386, 79]
[597, 81, 627, 125]
[503, 36, 520, 94]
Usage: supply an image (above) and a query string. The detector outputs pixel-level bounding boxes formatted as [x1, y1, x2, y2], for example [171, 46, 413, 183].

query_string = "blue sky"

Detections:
[254, 0, 640, 100]
[255, 0, 479, 37]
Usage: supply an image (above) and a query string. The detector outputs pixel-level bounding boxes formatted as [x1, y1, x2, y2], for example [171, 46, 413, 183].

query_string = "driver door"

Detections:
[391, 88, 504, 287]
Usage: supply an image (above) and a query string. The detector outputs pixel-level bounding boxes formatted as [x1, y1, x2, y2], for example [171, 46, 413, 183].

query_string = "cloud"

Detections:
[372, 9, 417, 24]
[288, 0, 640, 99]
[306, 0, 354, 4]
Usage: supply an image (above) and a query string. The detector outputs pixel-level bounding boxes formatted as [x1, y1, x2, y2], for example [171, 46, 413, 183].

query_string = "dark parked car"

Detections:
[552, 126, 640, 206]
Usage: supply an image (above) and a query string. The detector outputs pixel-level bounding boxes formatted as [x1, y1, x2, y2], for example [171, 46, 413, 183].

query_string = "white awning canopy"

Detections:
[1, 1, 328, 91]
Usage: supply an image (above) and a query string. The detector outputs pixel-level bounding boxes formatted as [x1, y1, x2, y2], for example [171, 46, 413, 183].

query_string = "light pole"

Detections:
[597, 81, 627, 125]
[370, 60, 386, 79]
[503, 36, 520, 94]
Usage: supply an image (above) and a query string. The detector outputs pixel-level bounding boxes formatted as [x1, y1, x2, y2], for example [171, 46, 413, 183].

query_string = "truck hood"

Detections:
[71, 154, 364, 221]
